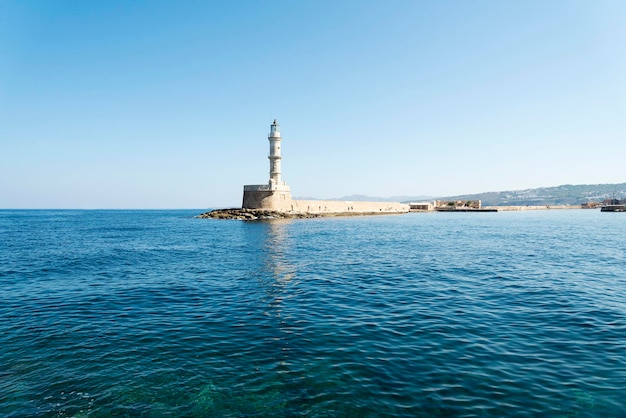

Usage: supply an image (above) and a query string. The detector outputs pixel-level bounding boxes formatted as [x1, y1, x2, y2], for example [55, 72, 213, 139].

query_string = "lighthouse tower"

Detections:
[268, 119, 282, 189]
[242, 119, 292, 210]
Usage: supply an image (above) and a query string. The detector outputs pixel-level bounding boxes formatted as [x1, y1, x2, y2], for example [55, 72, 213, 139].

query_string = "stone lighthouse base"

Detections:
[242, 184, 293, 211]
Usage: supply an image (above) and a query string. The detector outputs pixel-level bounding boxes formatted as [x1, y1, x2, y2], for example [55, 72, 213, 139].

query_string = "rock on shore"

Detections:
[196, 208, 322, 220]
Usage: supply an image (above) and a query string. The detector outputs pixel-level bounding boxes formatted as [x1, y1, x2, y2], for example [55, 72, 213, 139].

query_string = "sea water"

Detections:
[0, 209, 624, 417]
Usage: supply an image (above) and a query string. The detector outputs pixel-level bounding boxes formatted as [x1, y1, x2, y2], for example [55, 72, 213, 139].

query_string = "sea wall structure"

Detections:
[290, 199, 408, 214]
[242, 120, 409, 215]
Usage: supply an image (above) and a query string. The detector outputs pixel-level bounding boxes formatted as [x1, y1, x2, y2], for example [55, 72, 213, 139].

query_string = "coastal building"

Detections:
[409, 202, 435, 211]
[242, 120, 409, 215]
[434, 200, 482, 210]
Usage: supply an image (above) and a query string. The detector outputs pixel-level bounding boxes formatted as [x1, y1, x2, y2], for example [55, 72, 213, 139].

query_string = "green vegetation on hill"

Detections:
[441, 183, 626, 206]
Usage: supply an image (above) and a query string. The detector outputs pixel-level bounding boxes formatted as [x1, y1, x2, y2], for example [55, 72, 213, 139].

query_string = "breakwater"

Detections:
[197, 209, 320, 220]
[485, 205, 582, 211]
[197, 207, 408, 220]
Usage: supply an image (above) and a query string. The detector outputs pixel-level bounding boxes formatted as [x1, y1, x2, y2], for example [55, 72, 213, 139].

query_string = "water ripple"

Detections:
[1, 210, 625, 416]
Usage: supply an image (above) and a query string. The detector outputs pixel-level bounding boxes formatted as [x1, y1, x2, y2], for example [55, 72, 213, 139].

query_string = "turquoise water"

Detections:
[1, 209, 625, 417]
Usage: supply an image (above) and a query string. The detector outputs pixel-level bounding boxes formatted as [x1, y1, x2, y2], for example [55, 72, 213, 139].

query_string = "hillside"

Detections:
[441, 183, 626, 206]
[295, 183, 626, 206]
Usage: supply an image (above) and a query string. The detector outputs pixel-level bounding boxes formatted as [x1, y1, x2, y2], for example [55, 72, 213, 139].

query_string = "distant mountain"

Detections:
[296, 183, 626, 206]
[440, 183, 626, 206]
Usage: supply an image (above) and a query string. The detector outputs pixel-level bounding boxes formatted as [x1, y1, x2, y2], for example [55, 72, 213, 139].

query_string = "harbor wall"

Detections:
[242, 186, 408, 214]
[484, 205, 581, 211]
[291, 199, 409, 214]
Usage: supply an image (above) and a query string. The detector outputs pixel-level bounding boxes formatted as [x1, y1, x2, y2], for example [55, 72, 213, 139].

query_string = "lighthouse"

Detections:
[242, 119, 292, 210]
[268, 119, 282, 188]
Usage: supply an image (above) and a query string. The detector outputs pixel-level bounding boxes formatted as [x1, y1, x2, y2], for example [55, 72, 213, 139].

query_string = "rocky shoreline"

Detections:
[196, 208, 323, 220]
[196, 208, 408, 220]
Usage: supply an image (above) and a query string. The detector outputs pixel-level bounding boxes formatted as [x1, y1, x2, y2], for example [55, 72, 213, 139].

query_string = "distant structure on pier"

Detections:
[242, 120, 409, 215]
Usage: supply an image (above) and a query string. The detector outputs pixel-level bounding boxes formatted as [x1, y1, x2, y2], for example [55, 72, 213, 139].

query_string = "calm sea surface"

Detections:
[1, 209, 625, 417]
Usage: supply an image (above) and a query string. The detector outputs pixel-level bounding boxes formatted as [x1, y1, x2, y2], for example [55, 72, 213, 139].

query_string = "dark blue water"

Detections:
[1, 209, 625, 417]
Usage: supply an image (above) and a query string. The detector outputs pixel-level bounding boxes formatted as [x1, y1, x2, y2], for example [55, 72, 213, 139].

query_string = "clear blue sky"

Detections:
[1, 1, 625, 208]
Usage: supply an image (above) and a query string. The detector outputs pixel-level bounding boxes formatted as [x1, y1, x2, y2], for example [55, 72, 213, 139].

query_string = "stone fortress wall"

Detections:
[242, 120, 409, 215]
